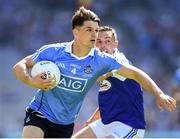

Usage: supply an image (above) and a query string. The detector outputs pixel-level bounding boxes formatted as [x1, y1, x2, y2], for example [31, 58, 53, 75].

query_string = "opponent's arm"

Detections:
[85, 108, 100, 126]
[12, 55, 55, 90]
[116, 64, 176, 112]
[97, 72, 113, 82]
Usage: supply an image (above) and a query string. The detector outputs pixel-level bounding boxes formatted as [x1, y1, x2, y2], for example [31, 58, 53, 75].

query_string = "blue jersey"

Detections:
[29, 41, 121, 125]
[98, 49, 145, 129]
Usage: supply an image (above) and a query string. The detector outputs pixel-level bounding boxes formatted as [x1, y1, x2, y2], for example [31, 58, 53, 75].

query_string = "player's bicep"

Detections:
[14, 55, 35, 70]
[12, 55, 35, 78]
[96, 72, 113, 82]
[116, 64, 137, 80]
[24, 55, 36, 69]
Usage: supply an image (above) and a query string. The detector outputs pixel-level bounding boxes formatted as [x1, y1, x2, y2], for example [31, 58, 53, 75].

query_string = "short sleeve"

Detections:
[107, 57, 122, 72]
[32, 45, 57, 63]
[114, 52, 130, 65]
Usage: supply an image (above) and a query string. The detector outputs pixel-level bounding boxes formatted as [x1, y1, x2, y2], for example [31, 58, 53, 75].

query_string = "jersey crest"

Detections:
[84, 65, 93, 74]
[99, 80, 112, 92]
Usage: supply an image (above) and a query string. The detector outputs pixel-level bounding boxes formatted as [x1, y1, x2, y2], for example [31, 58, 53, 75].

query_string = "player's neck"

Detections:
[72, 42, 92, 57]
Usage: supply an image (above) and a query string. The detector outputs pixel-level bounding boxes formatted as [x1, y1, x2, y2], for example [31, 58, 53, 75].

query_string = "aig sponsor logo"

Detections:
[57, 73, 88, 92]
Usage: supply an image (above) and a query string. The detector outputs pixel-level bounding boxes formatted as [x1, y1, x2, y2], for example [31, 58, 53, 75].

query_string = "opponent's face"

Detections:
[73, 20, 99, 49]
[96, 31, 118, 54]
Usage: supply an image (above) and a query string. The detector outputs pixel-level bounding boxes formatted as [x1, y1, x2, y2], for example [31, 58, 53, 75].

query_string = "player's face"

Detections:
[74, 20, 99, 49]
[96, 31, 118, 55]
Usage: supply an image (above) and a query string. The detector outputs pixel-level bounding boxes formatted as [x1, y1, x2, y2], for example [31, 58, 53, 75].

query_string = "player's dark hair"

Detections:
[72, 6, 100, 29]
[99, 26, 117, 40]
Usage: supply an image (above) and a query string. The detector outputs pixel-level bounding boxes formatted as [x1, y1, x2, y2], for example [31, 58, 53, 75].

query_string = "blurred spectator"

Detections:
[172, 68, 180, 128]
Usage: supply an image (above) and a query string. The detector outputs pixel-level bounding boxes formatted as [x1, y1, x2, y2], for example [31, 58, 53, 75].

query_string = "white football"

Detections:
[31, 60, 60, 89]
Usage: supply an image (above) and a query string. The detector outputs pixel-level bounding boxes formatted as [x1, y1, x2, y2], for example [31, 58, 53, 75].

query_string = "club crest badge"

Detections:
[84, 65, 93, 74]
[99, 80, 112, 91]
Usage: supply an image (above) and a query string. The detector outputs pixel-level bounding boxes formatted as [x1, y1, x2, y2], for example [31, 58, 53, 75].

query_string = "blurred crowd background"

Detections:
[0, 0, 180, 137]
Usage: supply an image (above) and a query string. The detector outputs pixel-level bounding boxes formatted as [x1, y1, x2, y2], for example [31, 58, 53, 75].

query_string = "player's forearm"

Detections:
[12, 60, 33, 86]
[117, 65, 164, 98]
[86, 108, 100, 125]
[134, 69, 163, 97]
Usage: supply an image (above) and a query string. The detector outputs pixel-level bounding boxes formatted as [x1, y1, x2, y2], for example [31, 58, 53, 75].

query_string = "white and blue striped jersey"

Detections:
[28, 41, 121, 125]
[98, 49, 146, 129]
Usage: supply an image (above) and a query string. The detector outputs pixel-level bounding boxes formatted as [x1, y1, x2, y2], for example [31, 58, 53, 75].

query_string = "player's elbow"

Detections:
[12, 63, 19, 76]
[12, 60, 24, 76]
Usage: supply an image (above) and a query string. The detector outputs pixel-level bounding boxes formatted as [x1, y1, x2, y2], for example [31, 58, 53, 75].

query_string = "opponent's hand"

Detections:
[156, 93, 176, 112]
[30, 72, 56, 90]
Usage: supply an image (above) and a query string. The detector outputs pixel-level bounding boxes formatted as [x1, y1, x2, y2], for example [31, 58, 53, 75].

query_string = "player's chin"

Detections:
[88, 43, 95, 49]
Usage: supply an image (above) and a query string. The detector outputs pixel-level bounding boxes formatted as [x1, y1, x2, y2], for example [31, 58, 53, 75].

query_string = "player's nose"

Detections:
[91, 30, 98, 37]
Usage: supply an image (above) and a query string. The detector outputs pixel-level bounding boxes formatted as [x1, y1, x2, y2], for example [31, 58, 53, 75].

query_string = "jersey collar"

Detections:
[65, 41, 95, 59]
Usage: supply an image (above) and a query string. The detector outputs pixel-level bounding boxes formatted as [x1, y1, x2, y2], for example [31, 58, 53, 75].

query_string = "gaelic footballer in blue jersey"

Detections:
[72, 26, 176, 138]
[13, 6, 105, 138]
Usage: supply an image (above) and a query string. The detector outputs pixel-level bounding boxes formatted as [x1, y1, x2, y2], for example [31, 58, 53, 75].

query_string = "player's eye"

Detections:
[97, 40, 101, 44]
[86, 28, 92, 32]
[105, 40, 111, 43]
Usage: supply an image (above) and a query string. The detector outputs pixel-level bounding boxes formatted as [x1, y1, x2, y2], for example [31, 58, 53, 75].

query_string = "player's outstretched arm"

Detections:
[12, 55, 55, 90]
[116, 64, 176, 112]
[85, 108, 100, 127]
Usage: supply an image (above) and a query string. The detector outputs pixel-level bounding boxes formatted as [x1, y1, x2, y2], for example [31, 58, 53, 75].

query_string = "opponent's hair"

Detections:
[99, 26, 117, 40]
[72, 6, 100, 29]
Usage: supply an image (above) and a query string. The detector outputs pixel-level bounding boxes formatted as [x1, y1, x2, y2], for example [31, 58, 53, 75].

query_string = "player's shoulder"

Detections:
[38, 41, 72, 52]
[113, 49, 130, 65]
[41, 41, 71, 49]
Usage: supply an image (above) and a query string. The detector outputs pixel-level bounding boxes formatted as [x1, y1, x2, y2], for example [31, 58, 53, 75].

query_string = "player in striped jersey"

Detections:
[72, 26, 176, 138]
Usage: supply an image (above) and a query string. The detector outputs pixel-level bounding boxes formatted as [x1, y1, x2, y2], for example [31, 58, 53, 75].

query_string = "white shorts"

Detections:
[89, 119, 145, 138]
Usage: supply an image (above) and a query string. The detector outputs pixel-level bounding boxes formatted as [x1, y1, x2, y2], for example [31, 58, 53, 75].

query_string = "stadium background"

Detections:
[0, 0, 180, 137]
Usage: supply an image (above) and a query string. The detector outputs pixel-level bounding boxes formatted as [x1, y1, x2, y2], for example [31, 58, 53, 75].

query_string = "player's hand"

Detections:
[30, 72, 56, 90]
[156, 93, 176, 112]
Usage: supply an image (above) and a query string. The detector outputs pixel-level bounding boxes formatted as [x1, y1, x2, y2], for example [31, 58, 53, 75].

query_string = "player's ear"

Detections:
[72, 28, 79, 38]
